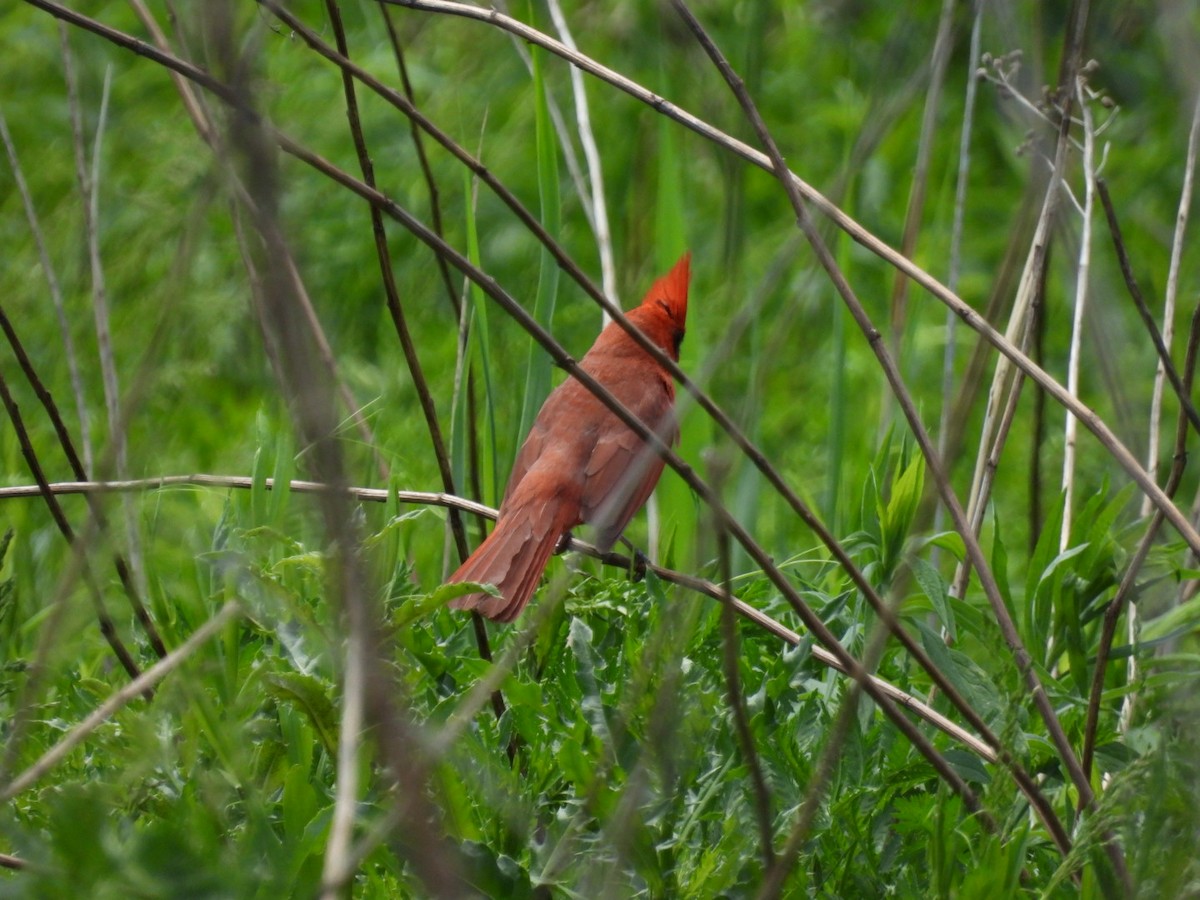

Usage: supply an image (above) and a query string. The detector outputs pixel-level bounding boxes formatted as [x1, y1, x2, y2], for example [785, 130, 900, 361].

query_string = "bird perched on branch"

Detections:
[446, 253, 691, 621]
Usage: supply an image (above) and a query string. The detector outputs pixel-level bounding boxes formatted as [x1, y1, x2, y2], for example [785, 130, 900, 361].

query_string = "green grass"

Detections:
[2, 1, 1200, 897]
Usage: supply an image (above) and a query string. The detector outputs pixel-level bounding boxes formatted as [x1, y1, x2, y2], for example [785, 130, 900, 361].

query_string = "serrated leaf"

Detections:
[262, 671, 339, 758]
[911, 556, 955, 642]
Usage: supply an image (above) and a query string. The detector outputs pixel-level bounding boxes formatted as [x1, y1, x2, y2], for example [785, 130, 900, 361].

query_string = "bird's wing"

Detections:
[578, 381, 674, 552]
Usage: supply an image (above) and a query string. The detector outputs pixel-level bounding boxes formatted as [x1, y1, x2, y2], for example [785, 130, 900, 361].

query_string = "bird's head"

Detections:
[631, 251, 690, 361]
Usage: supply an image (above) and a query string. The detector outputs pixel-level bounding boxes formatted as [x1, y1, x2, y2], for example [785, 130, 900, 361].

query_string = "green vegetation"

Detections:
[2, 1, 1199, 896]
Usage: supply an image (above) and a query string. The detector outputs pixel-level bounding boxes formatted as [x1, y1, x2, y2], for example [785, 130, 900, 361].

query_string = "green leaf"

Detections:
[261, 671, 339, 758]
[517, 39, 560, 442]
[911, 555, 955, 642]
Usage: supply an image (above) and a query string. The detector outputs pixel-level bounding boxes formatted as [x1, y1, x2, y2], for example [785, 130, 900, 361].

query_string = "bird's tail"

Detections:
[446, 501, 573, 622]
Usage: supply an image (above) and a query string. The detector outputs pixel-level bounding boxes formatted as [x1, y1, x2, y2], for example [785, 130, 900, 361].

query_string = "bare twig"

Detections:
[1143, 91, 1200, 512]
[887, 0, 955, 363]
[207, 3, 466, 890]
[323, 0, 501, 740]
[377, 0, 1200, 562]
[0, 105, 92, 471]
[377, 6, 460, 315]
[712, 470, 775, 870]
[0, 474, 999, 759]
[546, 0, 619, 320]
[0, 368, 143, 684]
[0, 301, 168, 659]
[324, 0, 467, 562]
[1060, 75, 1097, 550]
[933, 0, 985, 544]
[952, 70, 1077, 598]
[0, 602, 240, 803]
[1082, 304, 1200, 778]
[1097, 180, 1200, 438]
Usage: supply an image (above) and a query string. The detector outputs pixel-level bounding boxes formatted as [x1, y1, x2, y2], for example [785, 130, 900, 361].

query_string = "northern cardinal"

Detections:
[447, 253, 691, 621]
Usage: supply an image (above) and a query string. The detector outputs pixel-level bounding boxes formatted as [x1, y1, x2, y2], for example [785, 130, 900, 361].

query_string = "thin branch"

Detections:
[0, 104, 92, 471]
[0, 475, 999, 762]
[320, 586, 366, 899]
[0, 602, 240, 803]
[0, 368, 143, 684]
[1082, 304, 1200, 778]
[377, 0, 1200, 559]
[323, 0, 500, 735]
[0, 301, 168, 659]
[324, 0, 467, 563]
[63, 32, 124, 487]
[1097, 179, 1200, 437]
[887, 0, 955, 362]
[128, 0, 386, 483]
[713, 479, 775, 870]
[934, 0, 985, 543]
[1060, 75, 1097, 550]
[377, 5, 460, 315]
[208, 4, 465, 888]
[952, 75, 1076, 599]
[545, 0, 620, 319]
[1143, 90, 1200, 511]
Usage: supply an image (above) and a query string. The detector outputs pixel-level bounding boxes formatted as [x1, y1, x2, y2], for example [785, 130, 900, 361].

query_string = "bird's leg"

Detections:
[553, 529, 574, 555]
[630, 549, 650, 582]
[619, 537, 650, 582]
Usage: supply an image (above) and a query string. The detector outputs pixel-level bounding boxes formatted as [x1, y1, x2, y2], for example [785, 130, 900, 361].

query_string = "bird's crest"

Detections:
[642, 251, 691, 328]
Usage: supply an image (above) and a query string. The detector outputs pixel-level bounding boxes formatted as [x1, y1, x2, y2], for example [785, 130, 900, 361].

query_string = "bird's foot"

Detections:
[629, 548, 650, 583]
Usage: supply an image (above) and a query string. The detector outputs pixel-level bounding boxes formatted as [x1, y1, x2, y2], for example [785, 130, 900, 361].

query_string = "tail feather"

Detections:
[447, 504, 570, 622]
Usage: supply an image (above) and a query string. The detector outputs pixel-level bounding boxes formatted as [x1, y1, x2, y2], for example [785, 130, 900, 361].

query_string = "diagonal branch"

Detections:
[0, 602, 241, 803]
[381, 0, 1200, 560]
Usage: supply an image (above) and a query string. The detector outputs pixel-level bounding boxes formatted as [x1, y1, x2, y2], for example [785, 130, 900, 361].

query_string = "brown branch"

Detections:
[207, 4, 467, 889]
[0, 475, 998, 761]
[379, 0, 1200, 562]
[0, 368, 144, 684]
[247, 0, 1027, 799]
[1081, 303, 1200, 778]
[378, 4, 460, 316]
[322, 0, 501, 728]
[667, 0, 1086, 852]
[713, 486, 775, 870]
[0, 302, 167, 660]
[1097, 178, 1200, 437]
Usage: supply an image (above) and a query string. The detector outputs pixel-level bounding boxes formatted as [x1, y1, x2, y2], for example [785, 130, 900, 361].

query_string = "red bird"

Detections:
[447, 253, 691, 621]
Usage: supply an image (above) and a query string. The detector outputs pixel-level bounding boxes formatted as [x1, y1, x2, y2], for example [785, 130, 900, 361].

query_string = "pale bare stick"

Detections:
[0, 473, 997, 761]
[1144, 92, 1200, 511]
[319, 600, 366, 899]
[0, 602, 242, 803]
[546, 0, 619, 321]
[1060, 76, 1098, 550]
